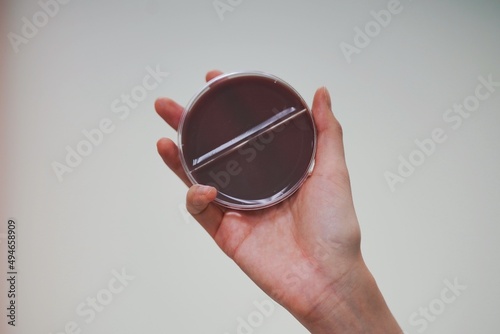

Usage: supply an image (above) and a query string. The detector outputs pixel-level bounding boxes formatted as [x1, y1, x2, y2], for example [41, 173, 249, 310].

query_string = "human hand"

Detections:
[155, 70, 401, 333]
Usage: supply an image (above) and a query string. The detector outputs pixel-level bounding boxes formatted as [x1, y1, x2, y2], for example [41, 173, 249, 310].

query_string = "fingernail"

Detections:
[197, 185, 213, 196]
[191, 185, 213, 208]
[323, 87, 332, 109]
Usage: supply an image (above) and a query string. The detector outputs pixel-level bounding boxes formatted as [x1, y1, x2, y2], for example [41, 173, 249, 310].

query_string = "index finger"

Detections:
[155, 98, 184, 130]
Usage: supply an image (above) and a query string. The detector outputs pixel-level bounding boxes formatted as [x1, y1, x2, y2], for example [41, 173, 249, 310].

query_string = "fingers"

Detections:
[156, 70, 226, 238]
[155, 97, 184, 131]
[206, 70, 224, 82]
[156, 137, 192, 186]
[186, 185, 224, 238]
[157, 138, 225, 237]
[311, 87, 348, 178]
[155, 70, 224, 131]
[156, 71, 225, 182]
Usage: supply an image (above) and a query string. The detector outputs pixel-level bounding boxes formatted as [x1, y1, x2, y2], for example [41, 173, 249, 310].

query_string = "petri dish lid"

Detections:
[178, 71, 317, 210]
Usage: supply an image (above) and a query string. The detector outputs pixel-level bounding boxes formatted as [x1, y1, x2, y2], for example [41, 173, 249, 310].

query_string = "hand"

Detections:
[155, 70, 401, 333]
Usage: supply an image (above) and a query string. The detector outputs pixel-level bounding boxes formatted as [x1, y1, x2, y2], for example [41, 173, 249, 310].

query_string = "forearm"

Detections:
[297, 259, 402, 334]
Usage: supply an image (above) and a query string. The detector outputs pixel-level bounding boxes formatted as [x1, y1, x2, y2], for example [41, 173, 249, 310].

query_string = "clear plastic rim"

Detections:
[177, 71, 317, 210]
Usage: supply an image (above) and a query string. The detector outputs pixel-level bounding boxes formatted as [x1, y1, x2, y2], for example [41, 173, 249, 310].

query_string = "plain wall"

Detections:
[2, 1, 500, 333]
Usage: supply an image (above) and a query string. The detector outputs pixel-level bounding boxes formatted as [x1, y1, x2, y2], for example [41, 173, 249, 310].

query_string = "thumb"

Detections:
[186, 184, 224, 238]
[311, 87, 348, 179]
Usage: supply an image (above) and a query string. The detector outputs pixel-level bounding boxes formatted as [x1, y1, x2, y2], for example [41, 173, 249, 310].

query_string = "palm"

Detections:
[213, 169, 357, 314]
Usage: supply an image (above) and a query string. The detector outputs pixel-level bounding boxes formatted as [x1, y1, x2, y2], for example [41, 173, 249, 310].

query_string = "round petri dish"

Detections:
[178, 71, 317, 210]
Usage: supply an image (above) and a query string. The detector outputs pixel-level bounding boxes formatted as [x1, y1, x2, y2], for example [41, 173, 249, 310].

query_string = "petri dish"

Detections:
[178, 71, 317, 210]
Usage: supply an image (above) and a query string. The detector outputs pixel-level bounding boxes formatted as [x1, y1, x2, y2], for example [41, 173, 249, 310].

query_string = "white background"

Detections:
[1, 0, 500, 333]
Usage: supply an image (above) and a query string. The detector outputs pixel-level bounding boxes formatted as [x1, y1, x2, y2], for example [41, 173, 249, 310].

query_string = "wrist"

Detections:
[297, 257, 401, 334]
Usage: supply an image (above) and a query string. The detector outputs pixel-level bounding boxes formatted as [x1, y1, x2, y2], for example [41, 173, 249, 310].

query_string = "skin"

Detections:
[155, 70, 402, 333]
